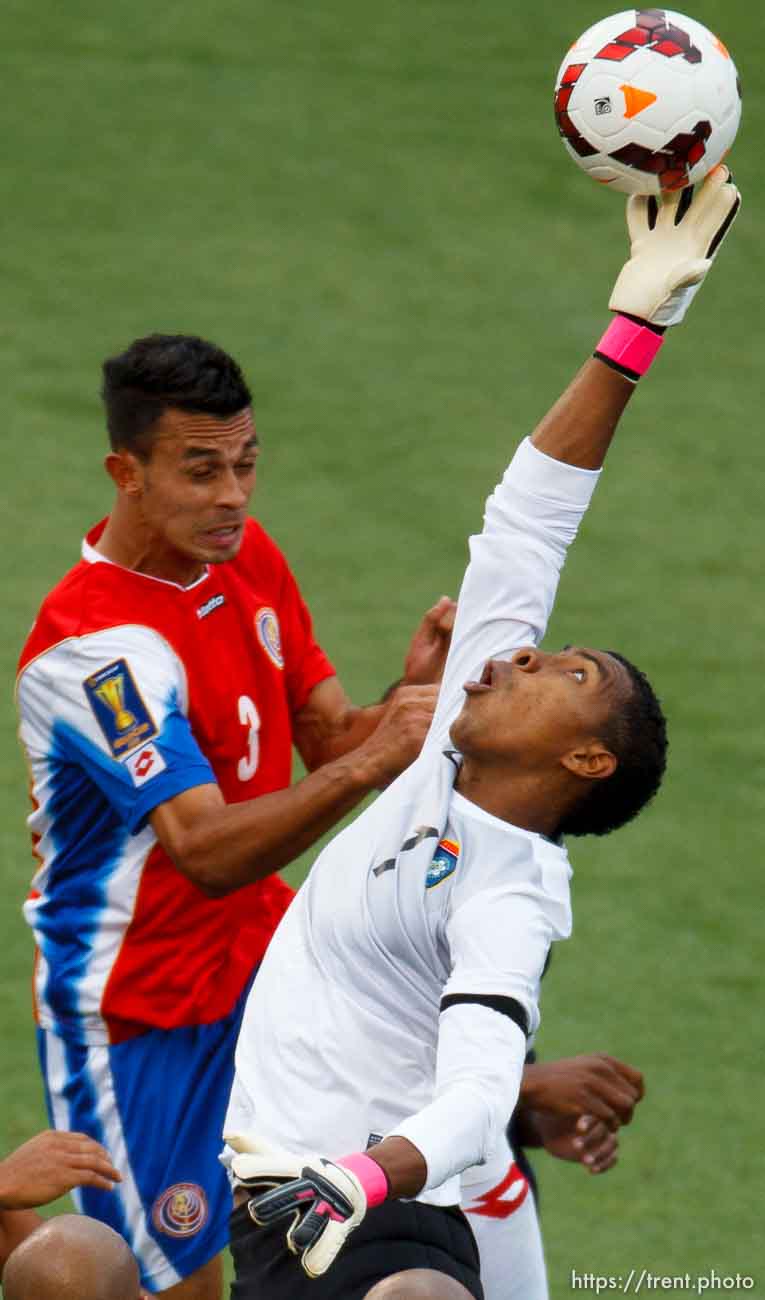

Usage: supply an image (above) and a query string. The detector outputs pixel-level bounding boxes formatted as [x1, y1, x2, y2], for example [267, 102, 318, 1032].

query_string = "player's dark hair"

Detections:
[559, 651, 668, 838]
[101, 334, 252, 457]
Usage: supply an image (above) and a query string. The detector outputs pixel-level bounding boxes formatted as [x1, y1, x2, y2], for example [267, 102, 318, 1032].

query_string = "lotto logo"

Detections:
[125, 742, 167, 787]
[136, 750, 155, 777]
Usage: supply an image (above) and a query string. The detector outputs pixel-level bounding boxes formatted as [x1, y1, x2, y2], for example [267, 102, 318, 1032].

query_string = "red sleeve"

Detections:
[234, 520, 336, 716]
[277, 560, 336, 714]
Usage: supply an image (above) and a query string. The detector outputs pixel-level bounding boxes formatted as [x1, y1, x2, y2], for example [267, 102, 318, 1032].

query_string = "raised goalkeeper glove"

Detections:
[609, 164, 741, 327]
[226, 1134, 390, 1278]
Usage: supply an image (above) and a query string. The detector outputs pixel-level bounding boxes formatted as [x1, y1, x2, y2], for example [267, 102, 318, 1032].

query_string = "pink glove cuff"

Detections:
[338, 1152, 390, 1207]
[594, 314, 664, 381]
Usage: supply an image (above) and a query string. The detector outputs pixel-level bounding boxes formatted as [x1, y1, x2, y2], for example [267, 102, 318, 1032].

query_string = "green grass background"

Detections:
[1, 0, 762, 1292]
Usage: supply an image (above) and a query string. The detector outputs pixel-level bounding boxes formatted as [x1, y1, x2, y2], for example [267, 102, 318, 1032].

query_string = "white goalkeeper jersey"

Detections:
[223, 437, 601, 1206]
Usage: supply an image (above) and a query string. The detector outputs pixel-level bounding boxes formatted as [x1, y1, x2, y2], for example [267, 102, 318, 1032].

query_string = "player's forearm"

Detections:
[0, 1210, 43, 1273]
[294, 676, 433, 772]
[384, 1075, 521, 1196]
[508, 1104, 546, 1149]
[365, 1137, 427, 1199]
[153, 752, 377, 895]
[297, 702, 387, 770]
[518, 1062, 553, 1110]
[509, 1065, 552, 1148]
[426, 431, 603, 744]
[385, 1004, 526, 1193]
[531, 355, 635, 470]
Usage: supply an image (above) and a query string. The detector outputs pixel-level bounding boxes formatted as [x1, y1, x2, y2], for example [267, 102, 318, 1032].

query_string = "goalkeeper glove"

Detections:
[609, 163, 741, 327]
[226, 1134, 390, 1278]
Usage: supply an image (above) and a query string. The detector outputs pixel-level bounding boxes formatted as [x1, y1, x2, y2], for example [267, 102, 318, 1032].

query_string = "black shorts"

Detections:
[229, 1197, 484, 1299]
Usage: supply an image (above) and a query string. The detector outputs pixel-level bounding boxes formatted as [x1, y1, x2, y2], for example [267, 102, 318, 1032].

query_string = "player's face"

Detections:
[450, 645, 632, 771]
[130, 407, 259, 575]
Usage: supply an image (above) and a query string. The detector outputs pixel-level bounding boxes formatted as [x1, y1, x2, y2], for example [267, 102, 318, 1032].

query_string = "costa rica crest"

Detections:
[255, 607, 284, 669]
[151, 1182, 208, 1237]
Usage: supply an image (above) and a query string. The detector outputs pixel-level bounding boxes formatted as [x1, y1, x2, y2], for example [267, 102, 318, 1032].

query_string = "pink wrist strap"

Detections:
[594, 314, 664, 380]
[339, 1152, 390, 1207]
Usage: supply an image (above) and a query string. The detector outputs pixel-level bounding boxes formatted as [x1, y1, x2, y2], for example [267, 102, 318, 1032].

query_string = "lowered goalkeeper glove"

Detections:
[609, 163, 741, 327]
[226, 1134, 390, 1279]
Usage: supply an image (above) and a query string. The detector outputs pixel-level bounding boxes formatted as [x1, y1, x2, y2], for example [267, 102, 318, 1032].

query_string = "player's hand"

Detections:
[0, 1131, 121, 1209]
[227, 1135, 388, 1278]
[536, 1113, 620, 1175]
[609, 164, 740, 326]
[358, 684, 439, 786]
[403, 596, 457, 686]
[521, 1055, 645, 1130]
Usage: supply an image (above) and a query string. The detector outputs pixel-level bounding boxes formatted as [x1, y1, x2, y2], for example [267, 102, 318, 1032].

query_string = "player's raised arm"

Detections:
[533, 162, 740, 469]
[425, 166, 740, 752]
[291, 596, 456, 772]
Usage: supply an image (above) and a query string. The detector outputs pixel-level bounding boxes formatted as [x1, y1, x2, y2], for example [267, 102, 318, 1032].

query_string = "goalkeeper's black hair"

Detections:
[102, 334, 252, 458]
[558, 651, 668, 838]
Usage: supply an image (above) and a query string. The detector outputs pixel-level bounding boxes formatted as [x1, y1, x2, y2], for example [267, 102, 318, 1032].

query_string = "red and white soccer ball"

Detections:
[554, 9, 741, 194]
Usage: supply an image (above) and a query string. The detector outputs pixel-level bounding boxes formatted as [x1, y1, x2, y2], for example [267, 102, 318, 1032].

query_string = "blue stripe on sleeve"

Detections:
[55, 688, 215, 833]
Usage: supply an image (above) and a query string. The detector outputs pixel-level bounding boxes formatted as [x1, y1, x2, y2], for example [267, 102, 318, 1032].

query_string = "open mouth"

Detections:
[463, 659, 495, 695]
[202, 523, 243, 546]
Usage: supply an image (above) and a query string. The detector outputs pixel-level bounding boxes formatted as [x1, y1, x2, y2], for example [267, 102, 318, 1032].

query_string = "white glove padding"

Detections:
[226, 1134, 369, 1278]
[609, 165, 741, 327]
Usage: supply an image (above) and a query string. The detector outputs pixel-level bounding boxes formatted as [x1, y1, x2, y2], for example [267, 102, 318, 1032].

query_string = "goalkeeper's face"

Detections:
[450, 644, 629, 778]
[117, 406, 259, 573]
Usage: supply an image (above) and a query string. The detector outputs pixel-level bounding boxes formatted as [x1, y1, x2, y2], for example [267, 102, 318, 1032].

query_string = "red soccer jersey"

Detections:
[17, 518, 335, 1045]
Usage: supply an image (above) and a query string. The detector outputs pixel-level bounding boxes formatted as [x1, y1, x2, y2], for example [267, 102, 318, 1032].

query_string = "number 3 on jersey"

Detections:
[237, 695, 261, 781]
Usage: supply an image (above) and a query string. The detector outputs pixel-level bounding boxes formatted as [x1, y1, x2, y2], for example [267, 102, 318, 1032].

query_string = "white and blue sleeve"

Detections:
[18, 625, 215, 833]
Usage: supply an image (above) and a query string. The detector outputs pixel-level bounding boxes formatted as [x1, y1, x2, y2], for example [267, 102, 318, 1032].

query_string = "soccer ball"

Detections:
[553, 9, 741, 194]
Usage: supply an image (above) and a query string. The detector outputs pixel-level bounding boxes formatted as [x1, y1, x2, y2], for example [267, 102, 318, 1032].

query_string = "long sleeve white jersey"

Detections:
[223, 437, 601, 1205]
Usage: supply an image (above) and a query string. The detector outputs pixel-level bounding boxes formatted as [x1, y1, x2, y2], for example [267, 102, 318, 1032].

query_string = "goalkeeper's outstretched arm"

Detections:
[532, 162, 740, 472]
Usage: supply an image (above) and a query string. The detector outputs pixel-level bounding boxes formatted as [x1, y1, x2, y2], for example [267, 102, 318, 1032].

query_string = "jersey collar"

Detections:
[81, 520, 211, 592]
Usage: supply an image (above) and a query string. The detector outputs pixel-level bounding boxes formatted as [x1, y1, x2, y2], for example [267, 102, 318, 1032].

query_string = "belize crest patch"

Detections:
[426, 837, 460, 889]
[255, 607, 284, 669]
